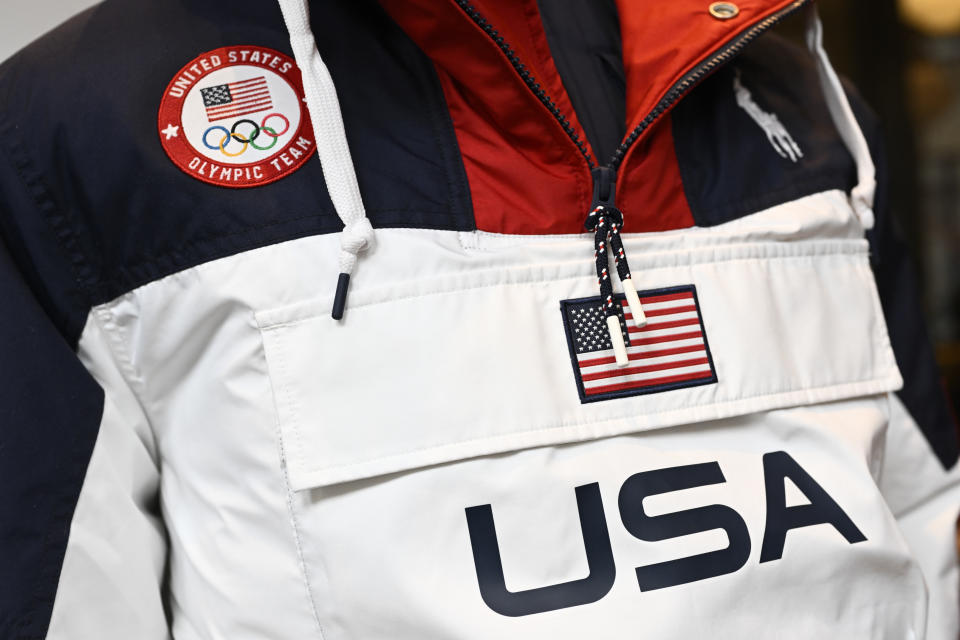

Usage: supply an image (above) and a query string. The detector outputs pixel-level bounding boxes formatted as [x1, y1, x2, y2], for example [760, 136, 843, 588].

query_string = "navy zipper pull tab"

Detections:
[591, 166, 617, 210]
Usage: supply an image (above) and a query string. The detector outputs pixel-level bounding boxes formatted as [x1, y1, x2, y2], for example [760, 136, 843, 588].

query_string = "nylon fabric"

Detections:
[45, 318, 169, 640]
[278, 0, 375, 304]
[0, 230, 102, 638]
[805, 6, 876, 227]
[256, 190, 898, 489]
[536, 0, 625, 163]
[880, 395, 960, 640]
[379, 0, 595, 234]
[0, 1, 957, 637]
[73, 189, 940, 638]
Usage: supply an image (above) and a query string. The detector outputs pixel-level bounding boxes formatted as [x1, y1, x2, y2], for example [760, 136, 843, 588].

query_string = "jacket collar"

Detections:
[378, 0, 809, 233]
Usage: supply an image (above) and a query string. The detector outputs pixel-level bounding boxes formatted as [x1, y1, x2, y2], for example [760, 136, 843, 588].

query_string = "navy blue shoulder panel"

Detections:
[671, 31, 857, 226]
[0, 0, 472, 323]
[0, 232, 104, 639]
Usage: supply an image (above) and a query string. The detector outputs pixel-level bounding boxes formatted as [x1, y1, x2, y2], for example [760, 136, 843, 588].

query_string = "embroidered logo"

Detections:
[560, 285, 717, 403]
[157, 46, 314, 188]
[733, 69, 803, 163]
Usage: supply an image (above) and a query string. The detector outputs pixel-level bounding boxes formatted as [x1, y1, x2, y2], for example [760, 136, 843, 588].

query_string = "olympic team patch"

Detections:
[561, 285, 717, 403]
[157, 46, 314, 188]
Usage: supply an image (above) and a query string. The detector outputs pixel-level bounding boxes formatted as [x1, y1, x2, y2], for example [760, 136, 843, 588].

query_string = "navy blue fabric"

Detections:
[671, 33, 857, 226]
[536, 0, 625, 164]
[0, 0, 472, 308]
[0, 57, 106, 638]
[0, 232, 103, 639]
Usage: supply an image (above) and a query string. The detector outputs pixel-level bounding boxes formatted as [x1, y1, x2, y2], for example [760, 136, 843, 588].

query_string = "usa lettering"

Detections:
[465, 451, 866, 617]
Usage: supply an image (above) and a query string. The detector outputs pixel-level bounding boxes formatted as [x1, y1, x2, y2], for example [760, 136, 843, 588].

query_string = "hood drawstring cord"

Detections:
[804, 4, 876, 228]
[277, 0, 374, 320]
[585, 204, 646, 368]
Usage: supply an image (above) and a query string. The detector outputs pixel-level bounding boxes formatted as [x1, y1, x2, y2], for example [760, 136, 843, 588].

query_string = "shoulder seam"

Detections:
[0, 116, 100, 317]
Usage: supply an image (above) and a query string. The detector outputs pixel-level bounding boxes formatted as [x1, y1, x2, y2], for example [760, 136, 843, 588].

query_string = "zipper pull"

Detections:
[591, 166, 617, 210]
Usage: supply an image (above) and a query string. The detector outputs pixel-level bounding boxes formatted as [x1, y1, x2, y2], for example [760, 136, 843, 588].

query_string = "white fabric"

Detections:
[46, 317, 169, 640]
[37, 4, 958, 638]
[805, 5, 877, 228]
[76, 189, 951, 638]
[256, 220, 899, 489]
[277, 0, 374, 277]
[881, 395, 960, 640]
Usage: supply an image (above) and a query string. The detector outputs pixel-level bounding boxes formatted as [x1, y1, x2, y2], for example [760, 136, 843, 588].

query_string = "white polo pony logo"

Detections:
[733, 70, 803, 163]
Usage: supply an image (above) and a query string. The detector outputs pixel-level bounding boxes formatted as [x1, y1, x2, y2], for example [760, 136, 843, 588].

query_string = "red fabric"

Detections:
[379, 0, 798, 235]
[378, 0, 594, 234]
[618, 113, 694, 233]
[614, 0, 801, 175]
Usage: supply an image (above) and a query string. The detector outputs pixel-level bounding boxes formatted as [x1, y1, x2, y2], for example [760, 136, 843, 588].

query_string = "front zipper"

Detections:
[453, 0, 809, 177]
[608, 0, 808, 169]
[453, 0, 596, 169]
[454, 0, 808, 358]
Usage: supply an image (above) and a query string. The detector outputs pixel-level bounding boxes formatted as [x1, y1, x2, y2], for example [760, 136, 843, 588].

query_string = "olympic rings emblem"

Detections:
[202, 112, 290, 156]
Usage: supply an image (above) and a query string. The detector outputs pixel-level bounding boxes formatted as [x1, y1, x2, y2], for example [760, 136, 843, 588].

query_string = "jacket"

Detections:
[1, 0, 958, 638]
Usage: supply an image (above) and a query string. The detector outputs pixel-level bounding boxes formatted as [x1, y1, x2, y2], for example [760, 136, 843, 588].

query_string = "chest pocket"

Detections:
[257, 233, 898, 490]
[253, 198, 915, 639]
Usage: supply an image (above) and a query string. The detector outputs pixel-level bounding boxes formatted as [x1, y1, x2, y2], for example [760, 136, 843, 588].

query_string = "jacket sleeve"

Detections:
[0, 117, 169, 639]
[851, 87, 960, 640]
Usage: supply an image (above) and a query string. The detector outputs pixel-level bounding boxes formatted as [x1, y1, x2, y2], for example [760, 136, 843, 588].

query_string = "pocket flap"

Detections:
[256, 240, 901, 490]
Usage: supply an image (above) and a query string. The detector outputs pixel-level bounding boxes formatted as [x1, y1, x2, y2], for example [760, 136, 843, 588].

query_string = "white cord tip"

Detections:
[606, 315, 629, 367]
[622, 278, 647, 328]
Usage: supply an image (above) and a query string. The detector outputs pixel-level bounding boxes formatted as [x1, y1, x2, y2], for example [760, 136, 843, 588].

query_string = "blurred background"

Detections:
[813, 0, 960, 424]
[2, 0, 959, 415]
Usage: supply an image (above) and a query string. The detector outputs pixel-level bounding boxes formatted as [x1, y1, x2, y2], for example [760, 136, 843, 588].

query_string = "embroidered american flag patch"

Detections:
[200, 76, 273, 122]
[560, 285, 717, 403]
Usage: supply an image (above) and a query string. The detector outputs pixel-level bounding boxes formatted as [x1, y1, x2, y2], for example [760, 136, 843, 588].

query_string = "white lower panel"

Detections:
[82, 189, 924, 638]
[292, 397, 926, 639]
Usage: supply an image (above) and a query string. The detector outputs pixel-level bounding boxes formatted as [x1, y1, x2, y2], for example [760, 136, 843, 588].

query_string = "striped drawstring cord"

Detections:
[584, 205, 647, 367]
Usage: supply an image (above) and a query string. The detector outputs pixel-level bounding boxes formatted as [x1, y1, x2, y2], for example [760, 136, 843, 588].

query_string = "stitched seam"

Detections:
[417, 52, 472, 229]
[260, 243, 868, 328]
[107, 207, 456, 272]
[692, 171, 851, 223]
[93, 210, 466, 303]
[89, 305, 163, 462]
[0, 120, 97, 324]
[263, 324, 328, 638]
[273, 375, 327, 638]
[275, 326, 310, 484]
[306, 376, 900, 476]
[280, 470, 328, 640]
[0, 118, 100, 637]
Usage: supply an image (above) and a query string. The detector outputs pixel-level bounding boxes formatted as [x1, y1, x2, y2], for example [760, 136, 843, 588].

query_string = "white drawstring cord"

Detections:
[805, 4, 876, 229]
[276, 0, 871, 325]
[277, 0, 375, 319]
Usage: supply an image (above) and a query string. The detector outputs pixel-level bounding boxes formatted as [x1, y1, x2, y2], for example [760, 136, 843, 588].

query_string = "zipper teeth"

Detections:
[453, 0, 596, 169]
[454, 0, 807, 172]
[608, 0, 808, 169]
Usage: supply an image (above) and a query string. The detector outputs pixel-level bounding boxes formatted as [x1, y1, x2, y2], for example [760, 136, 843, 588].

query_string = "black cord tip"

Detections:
[332, 272, 350, 320]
